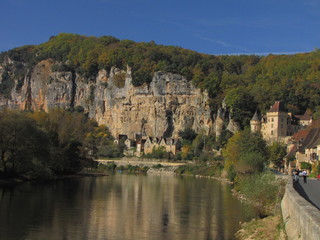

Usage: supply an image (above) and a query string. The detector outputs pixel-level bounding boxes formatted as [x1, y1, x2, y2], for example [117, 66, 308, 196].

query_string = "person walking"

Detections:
[302, 170, 307, 183]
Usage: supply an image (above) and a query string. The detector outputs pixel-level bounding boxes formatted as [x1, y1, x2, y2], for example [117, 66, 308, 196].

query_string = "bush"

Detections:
[118, 164, 149, 173]
[152, 164, 163, 168]
[144, 146, 169, 159]
[300, 162, 312, 171]
[236, 172, 285, 217]
[113, 72, 126, 88]
[175, 163, 223, 177]
[98, 162, 117, 172]
[227, 165, 236, 182]
[178, 128, 197, 141]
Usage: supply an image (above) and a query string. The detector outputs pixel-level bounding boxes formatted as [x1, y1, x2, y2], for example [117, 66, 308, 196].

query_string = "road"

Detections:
[293, 177, 320, 210]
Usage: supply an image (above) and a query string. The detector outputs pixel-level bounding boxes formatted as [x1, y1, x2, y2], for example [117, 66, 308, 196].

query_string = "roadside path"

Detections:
[293, 178, 320, 210]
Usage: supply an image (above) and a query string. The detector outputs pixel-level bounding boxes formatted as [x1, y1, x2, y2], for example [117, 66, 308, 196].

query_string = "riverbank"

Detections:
[236, 215, 286, 240]
[0, 172, 109, 187]
[0, 178, 25, 186]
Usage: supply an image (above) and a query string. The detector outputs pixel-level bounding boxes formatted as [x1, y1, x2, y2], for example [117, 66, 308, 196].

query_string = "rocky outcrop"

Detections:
[0, 60, 213, 138]
[214, 99, 240, 138]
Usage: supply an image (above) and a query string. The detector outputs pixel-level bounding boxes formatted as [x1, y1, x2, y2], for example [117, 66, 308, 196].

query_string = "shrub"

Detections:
[300, 162, 312, 171]
[98, 162, 117, 171]
[113, 72, 126, 88]
[237, 172, 285, 217]
[152, 164, 163, 168]
[178, 128, 197, 141]
[227, 165, 236, 182]
[175, 163, 222, 177]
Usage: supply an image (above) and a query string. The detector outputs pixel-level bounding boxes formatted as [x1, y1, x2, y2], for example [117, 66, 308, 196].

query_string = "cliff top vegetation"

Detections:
[1, 33, 320, 126]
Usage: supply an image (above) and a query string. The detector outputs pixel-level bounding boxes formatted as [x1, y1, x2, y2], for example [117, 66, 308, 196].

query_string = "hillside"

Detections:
[0, 33, 320, 137]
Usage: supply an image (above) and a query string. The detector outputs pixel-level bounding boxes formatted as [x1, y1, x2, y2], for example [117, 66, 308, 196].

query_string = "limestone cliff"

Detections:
[0, 60, 213, 138]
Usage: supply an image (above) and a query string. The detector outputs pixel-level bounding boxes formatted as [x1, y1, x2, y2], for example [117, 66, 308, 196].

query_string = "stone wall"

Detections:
[281, 177, 320, 240]
[96, 157, 187, 167]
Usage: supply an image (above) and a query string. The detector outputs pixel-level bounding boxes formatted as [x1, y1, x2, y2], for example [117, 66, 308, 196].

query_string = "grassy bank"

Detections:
[95, 162, 150, 174]
[174, 162, 224, 177]
[233, 172, 287, 240]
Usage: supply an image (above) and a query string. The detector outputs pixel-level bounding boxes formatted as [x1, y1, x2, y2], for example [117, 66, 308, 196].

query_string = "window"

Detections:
[271, 130, 274, 135]
[281, 124, 283, 128]
[272, 118, 274, 122]
[281, 118, 284, 122]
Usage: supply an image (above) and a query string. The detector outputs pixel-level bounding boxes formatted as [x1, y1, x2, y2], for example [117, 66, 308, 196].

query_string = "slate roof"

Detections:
[251, 110, 260, 121]
[286, 144, 298, 158]
[295, 112, 312, 121]
[298, 128, 320, 152]
[268, 101, 287, 113]
[292, 129, 310, 142]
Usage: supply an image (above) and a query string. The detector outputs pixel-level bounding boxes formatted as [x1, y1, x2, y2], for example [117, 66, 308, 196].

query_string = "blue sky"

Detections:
[1, 0, 320, 55]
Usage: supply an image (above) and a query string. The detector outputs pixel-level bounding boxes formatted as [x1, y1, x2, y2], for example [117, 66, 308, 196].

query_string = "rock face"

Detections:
[0, 60, 212, 138]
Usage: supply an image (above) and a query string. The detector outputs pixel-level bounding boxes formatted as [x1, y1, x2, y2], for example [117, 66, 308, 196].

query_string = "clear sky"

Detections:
[1, 0, 320, 55]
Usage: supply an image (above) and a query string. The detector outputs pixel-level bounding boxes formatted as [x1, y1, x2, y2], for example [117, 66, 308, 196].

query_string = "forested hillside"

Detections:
[1, 33, 320, 127]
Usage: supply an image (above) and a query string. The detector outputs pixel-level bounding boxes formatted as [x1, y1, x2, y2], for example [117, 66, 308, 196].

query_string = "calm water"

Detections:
[0, 174, 255, 240]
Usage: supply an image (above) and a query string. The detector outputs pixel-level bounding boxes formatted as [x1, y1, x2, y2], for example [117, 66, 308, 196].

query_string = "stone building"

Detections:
[250, 101, 312, 142]
[121, 135, 181, 157]
[287, 128, 320, 171]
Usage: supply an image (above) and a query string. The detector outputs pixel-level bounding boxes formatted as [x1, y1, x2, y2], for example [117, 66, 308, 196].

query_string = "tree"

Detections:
[225, 86, 257, 128]
[301, 162, 312, 171]
[0, 110, 50, 176]
[223, 129, 268, 177]
[178, 128, 197, 141]
[268, 142, 286, 168]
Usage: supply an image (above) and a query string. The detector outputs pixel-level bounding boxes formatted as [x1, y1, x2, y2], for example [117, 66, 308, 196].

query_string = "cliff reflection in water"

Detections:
[0, 175, 254, 240]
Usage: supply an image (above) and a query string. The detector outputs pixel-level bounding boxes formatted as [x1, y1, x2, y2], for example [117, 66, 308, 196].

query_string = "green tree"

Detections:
[268, 142, 286, 168]
[178, 128, 197, 141]
[223, 129, 268, 177]
[225, 86, 257, 128]
[300, 162, 312, 171]
[0, 110, 50, 176]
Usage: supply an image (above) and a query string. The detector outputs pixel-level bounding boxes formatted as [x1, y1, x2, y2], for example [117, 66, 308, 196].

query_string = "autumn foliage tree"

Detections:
[223, 129, 268, 180]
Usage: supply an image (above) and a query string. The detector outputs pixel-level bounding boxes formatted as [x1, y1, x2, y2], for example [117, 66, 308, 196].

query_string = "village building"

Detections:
[120, 134, 181, 157]
[284, 129, 310, 172]
[250, 101, 312, 143]
[250, 101, 316, 173]
[144, 137, 161, 154]
[285, 128, 320, 171]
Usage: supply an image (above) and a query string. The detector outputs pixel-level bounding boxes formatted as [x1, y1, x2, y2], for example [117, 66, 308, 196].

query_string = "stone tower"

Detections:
[250, 110, 261, 132]
[262, 101, 288, 141]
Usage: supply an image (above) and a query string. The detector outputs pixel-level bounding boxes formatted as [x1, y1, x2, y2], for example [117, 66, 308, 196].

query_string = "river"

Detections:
[0, 174, 255, 240]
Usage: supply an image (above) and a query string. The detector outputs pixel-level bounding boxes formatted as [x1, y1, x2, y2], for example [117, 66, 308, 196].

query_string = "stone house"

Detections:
[295, 112, 313, 127]
[250, 101, 312, 143]
[295, 128, 320, 169]
[284, 129, 310, 172]
[144, 137, 161, 154]
[124, 138, 136, 149]
[122, 135, 181, 156]
[114, 134, 128, 145]
[284, 127, 320, 171]
[159, 137, 181, 155]
[136, 138, 147, 157]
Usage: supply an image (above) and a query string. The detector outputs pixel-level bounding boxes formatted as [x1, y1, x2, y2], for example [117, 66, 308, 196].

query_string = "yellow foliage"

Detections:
[222, 131, 242, 170]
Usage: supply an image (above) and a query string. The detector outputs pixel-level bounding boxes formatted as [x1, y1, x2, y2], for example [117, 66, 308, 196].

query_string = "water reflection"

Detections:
[0, 175, 254, 240]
